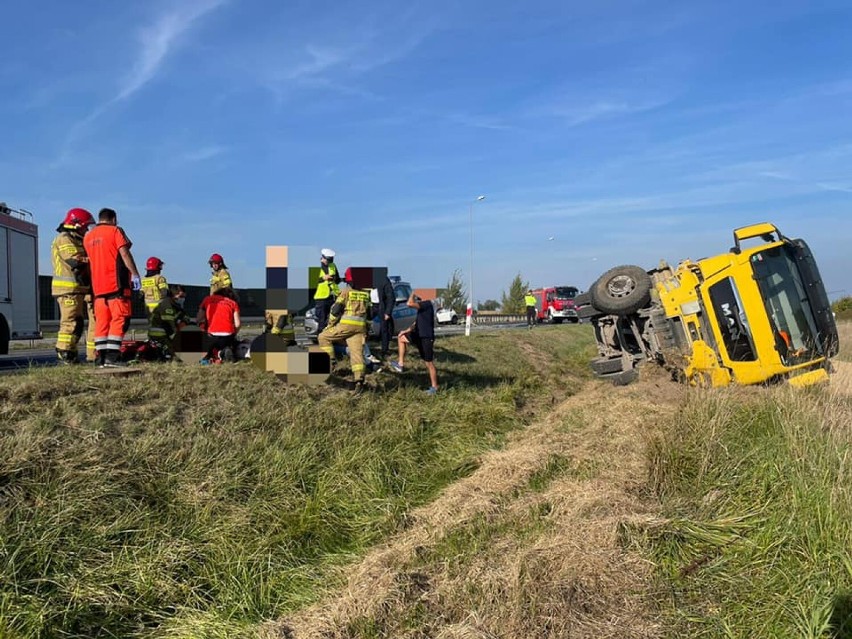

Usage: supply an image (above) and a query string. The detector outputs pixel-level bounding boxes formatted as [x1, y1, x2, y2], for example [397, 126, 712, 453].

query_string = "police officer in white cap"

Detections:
[314, 248, 341, 333]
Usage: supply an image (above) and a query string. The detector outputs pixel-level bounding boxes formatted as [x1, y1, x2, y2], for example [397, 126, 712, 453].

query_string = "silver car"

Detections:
[304, 280, 417, 340]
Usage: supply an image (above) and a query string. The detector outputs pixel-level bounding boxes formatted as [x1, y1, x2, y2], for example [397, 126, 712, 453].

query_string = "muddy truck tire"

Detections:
[590, 356, 626, 375]
[590, 265, 652, 315]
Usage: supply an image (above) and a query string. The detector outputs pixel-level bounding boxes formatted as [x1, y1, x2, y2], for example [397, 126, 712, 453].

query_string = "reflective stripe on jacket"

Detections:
[51, 231, 91, 296]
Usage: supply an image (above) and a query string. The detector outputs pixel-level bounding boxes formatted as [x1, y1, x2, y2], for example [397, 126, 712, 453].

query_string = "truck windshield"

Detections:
[750, 245, 822, 365]
[554, 287, 578, 299]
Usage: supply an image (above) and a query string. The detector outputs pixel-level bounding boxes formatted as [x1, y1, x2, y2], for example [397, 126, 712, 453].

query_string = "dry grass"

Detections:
[836, 320, 852, 362]
[265, 368, 685, 639]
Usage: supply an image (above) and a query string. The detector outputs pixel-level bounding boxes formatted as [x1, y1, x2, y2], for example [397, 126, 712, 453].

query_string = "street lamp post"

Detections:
[466, 195, 486, 336]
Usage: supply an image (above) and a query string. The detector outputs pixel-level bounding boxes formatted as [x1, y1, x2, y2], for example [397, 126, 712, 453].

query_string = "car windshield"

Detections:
[554, 287, 578, 300]
[750, 244, 823, 365]
[394, 284, 412, 302]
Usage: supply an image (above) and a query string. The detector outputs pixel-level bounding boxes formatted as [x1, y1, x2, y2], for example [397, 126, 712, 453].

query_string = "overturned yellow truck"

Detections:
[576, 223, 839, 387]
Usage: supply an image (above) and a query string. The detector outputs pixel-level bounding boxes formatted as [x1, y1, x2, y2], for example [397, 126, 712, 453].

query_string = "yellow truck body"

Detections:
[580, 223, 839, 387]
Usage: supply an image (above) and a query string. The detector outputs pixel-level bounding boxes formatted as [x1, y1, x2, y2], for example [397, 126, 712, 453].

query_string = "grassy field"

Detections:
[640, 381, 852, 637]
[0, 327, 595, 638]
[837, 319, 852, 361]
[3, 323, 850, 638]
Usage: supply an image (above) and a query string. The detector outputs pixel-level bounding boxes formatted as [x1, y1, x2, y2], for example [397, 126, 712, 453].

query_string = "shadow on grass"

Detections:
[831, 592, 852, 639]
[377, 368, 508, 391]
[434, 348, 476, 364]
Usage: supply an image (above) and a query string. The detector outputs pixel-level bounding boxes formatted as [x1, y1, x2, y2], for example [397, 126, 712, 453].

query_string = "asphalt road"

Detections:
[0, 321, 544, 374]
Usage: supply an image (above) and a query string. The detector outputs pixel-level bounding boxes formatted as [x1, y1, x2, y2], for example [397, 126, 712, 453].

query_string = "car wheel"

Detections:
[574, 292, 591, 307]
[590, 265, 652, 316]
[451, 315, 459, 324]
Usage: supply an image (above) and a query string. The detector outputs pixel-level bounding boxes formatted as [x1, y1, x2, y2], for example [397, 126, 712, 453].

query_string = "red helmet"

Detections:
[146, 256, 164, 271]
[62, 208, 94, 229]
[209, 253, 224, 265]
[344, 267, 353, 284]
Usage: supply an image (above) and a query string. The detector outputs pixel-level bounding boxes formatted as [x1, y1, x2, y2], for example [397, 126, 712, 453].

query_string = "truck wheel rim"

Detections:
[606, 275, 636, 298]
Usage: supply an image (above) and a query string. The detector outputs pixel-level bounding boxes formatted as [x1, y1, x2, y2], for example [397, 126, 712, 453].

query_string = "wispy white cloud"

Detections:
[116, 0, 227, 103]
[55, 0, 227, 162]
[181, 144, 227, 162]
[545, 97, 672, 126]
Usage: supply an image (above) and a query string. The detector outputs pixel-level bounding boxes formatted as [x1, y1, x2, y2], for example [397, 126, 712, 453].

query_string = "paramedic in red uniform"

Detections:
[83, 208, 141, 367]
[197, 286, 241, 363]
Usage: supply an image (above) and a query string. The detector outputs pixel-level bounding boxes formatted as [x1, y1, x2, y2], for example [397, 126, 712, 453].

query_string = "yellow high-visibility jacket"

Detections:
[51, 230, 91, 296]
[328, 287, 371, 330]
[314, 263, 340, 301]
[142, 274, 169, 311]
[210, 268, 233, 294]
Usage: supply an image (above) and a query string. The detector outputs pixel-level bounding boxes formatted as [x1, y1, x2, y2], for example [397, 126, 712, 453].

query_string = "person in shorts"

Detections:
[390, 292, 438, 394]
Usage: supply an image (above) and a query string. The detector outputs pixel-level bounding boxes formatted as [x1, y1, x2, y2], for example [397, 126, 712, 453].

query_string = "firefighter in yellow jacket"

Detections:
[318, 267, 371, 394]
[209, 253, 233, 294]
[148, 285, 190, 358]
[50, 208, 96, 363]
[141, 256, 169, 317]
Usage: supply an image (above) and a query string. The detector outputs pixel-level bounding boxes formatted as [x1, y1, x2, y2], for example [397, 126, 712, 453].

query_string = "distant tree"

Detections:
[442, 268, 468, 315]
[478, 299, 499, 311]
[500, 273, 529, 314]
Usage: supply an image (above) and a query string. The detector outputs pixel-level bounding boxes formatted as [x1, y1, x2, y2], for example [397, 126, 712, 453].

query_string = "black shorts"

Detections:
[410, 335, 434, 362]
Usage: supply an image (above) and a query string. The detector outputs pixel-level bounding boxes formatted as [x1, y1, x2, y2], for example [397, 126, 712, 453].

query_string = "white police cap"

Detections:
[321, 248, 335, 259]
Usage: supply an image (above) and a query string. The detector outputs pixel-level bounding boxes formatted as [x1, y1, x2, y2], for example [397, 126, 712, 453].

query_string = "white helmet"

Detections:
[320, 248, 335, 260]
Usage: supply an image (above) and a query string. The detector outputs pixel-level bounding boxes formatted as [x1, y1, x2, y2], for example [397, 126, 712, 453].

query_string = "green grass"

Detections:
[0, 327, 595, 638]
[641, 386, 852, 638]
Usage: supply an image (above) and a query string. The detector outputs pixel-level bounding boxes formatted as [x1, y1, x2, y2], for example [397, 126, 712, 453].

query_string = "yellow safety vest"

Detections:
[314, 263, 340, 300]
[210, 268, 233, 294]
[525, 294, 537, 307]
[51, 230, 91, 296]
[142, 274, 169, 311]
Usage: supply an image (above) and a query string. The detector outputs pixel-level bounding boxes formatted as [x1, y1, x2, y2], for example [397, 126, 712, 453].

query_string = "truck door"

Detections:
[0, 226, 9, 302]
[9, 230, 38, 337]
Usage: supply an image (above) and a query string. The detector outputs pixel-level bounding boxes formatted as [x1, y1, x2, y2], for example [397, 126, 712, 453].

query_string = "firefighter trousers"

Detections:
[55, 294, 95, 359]
[318, 324, 367, 381]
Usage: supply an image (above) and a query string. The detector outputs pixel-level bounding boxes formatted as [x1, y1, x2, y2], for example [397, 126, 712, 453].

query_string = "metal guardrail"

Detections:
[472, 313, 525, 323]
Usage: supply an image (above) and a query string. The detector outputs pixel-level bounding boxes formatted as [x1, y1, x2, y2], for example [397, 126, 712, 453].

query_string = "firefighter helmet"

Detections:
[321, 248, 335, 260]
[146, 256, 164, 271]
[209, 253, 224, 265]
[62, 208, 94, 229]
[344, 267, 353, 284]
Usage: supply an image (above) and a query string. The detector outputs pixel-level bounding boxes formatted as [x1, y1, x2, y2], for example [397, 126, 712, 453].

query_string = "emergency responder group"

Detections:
[50, 210, 435, 392]
[50, 206, 237, 367]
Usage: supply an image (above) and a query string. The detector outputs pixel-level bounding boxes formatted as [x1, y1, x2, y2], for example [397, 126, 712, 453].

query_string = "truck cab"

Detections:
[533, 286, 580, 324]
[580, 223, 838, 387]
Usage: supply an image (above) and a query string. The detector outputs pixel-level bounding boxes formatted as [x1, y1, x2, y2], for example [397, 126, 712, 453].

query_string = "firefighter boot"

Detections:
[351, 380, 366, 396]
[56, 350, 79, 365]
[102, 350, 127, 368]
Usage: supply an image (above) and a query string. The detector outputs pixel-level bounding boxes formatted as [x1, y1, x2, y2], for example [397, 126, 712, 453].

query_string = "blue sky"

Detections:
[4, 0, 852, 303]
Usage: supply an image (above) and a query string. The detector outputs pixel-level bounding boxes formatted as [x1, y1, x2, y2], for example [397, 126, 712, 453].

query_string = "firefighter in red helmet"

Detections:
[318, 267, 372, 394]
[209, 253, 233, 294]
[141, 256, 169, 317]
[50, 208, 96, 363]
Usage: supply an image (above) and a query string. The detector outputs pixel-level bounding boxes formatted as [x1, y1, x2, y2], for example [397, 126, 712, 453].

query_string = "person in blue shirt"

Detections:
[390, 292, 438, 395]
